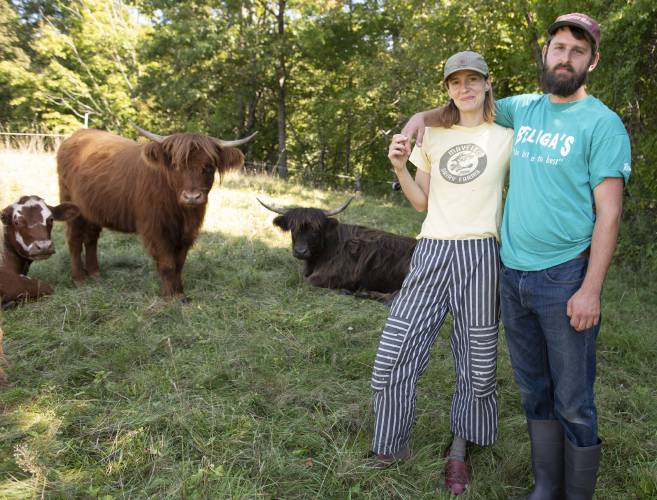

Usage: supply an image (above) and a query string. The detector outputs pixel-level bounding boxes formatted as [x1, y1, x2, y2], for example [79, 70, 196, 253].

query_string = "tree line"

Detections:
[1, 0, 655, 203]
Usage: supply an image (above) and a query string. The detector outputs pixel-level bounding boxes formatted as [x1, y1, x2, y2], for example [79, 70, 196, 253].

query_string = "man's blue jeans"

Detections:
[500, 256, 600, 447]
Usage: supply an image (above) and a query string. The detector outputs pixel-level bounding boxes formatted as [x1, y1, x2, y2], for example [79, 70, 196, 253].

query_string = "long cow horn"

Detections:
[323, 197, 353, 216]
[131, 122, 168, 143]
[257, 197, 288, 215]
[215, 131, 258, 148]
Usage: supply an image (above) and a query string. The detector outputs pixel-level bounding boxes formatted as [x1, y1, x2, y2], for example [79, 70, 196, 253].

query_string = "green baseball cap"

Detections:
[443, 51, 489, 81]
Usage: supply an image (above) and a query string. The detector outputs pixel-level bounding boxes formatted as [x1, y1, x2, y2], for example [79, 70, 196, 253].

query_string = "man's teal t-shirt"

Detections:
[495, 94, 631, 271]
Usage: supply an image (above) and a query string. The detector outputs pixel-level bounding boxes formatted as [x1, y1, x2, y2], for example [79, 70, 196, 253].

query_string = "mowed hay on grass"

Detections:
[0, 148, 656, 499]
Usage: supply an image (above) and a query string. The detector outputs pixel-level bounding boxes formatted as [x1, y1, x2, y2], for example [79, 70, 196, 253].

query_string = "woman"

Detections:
[369, 51, 512, 495]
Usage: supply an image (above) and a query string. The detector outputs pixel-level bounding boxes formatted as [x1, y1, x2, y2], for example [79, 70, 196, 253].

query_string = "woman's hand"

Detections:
[388, 134, 411, 173]
[388, 133, 429, 212]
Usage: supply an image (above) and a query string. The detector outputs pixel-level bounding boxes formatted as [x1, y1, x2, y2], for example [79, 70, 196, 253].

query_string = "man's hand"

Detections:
[400, 112, 427, 147]
[566, 287, 601, 332]
[388, 134, 411, 173]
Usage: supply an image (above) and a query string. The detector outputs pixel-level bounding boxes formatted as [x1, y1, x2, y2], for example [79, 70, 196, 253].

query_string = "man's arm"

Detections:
[566, 177, 624, 331]
[401, 97, 513, 147]
[400, 109, 443, 148]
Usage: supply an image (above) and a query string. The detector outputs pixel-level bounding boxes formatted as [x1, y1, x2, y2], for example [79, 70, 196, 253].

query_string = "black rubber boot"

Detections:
[564, 437, 602, 500]
[511, 419, 565, 500]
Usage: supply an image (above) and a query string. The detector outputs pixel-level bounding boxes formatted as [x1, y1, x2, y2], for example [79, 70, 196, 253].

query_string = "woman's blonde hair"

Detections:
[433, 77, 496, 128]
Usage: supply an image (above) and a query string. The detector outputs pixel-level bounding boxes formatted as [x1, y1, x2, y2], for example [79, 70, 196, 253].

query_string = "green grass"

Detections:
[1, 151, 656, 498]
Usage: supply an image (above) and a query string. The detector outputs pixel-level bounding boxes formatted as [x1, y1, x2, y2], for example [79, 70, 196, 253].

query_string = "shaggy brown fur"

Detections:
[0, 195, 79, 307]
[56, 128, 246, 298]
[272, 207, 417, 303]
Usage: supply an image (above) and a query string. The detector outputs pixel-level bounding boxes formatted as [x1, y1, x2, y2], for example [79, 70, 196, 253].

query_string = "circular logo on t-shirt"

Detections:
[439, 143, 487, 184]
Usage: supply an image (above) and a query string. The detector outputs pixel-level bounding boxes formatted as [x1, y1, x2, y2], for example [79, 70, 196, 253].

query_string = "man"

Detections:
[401, 13, 631, 499]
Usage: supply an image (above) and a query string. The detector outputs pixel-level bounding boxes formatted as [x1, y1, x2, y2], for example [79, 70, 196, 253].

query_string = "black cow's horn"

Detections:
[323, 197, 353, 216]
[214, 131, 258, 148]
[256, 197, 288, 215]
[131, 123, 168, 143]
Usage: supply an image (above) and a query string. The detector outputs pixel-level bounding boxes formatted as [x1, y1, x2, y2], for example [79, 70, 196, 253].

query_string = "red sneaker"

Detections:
[444, 456, 470, 495]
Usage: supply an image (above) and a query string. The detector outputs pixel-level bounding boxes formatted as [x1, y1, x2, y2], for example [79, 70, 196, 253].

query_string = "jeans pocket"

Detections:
[469, 324, 498, 398]
[544, 257, 588, 284]
[371, 315, 411, 391]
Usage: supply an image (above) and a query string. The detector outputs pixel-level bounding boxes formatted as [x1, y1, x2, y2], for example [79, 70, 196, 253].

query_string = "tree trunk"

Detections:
[237, 2, 258, 157]
[276, 0, 288, 180]
[343, 0, 353, 187]
[318, 132, 326, 184]
[344, 102, 352, 179]
[525, 11, 543, 86]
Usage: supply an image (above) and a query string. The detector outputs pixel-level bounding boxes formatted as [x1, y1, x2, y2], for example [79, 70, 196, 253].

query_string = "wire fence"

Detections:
[0, 132, 69, 152]
[242, 159, 400, 192]
[242, 160, 277, 175]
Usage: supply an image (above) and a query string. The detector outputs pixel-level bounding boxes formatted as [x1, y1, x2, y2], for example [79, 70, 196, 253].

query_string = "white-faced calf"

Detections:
[0, 195, 79, 307]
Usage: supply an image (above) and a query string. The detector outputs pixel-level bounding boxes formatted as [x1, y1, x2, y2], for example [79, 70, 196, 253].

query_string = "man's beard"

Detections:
[541, 62, 588, 97]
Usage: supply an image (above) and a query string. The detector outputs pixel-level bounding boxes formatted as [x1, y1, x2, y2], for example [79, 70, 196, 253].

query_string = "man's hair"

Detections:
[433, 77, 496, 128]
[546, 25, 597, 61]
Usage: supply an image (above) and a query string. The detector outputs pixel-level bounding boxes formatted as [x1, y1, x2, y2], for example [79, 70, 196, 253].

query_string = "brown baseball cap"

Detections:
[548, 13, 601, 52]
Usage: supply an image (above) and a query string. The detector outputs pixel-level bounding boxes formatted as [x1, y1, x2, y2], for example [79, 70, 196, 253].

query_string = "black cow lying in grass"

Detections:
[258, 197, 416, 304]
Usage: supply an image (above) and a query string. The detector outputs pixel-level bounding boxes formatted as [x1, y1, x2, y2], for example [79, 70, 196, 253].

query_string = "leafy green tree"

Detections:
[0, 0, 36, 128]
[1, 0, 142, 132]
[138, 0, 279, 162]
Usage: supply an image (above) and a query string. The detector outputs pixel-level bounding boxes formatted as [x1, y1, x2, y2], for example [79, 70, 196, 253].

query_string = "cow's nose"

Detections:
[293, 247, 311, 259]
[32, 240, 54, 253]
[181, 191, 205, 205]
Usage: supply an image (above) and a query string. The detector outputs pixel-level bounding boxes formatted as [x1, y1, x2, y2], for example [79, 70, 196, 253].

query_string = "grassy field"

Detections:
[0, 149, 655, 499]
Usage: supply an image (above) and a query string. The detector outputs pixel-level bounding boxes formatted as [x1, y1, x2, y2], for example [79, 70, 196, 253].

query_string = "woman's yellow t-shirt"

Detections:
[409, 122, 513, 241]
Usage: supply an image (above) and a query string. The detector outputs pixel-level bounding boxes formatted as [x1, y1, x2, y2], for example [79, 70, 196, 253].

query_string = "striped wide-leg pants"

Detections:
[371, 238, 500, 454]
